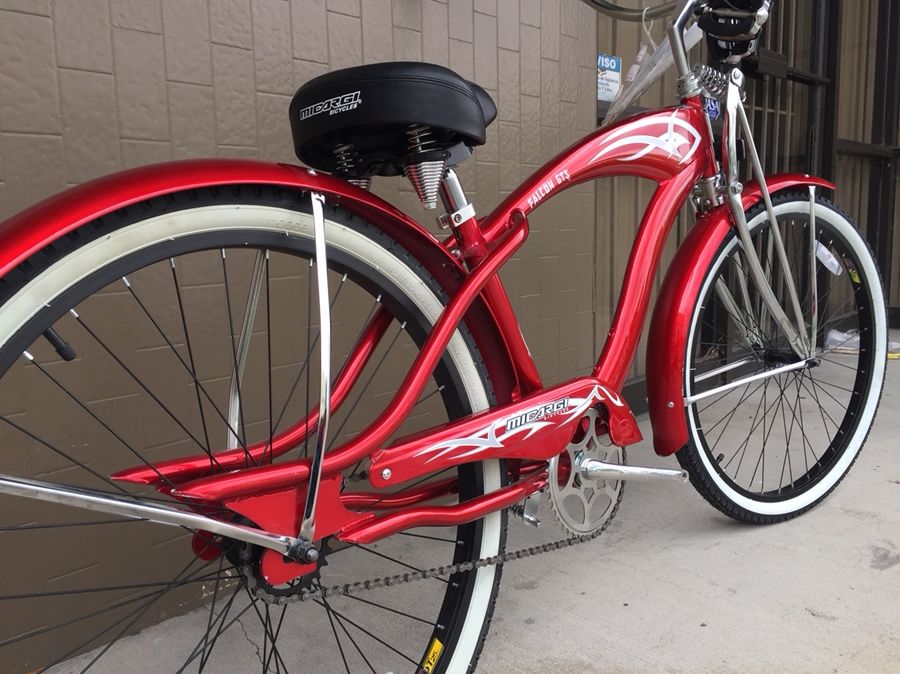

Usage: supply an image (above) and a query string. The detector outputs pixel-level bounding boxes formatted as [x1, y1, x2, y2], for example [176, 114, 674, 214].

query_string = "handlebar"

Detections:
[593, 0, 769, 125]
[579, 1, 678, 22]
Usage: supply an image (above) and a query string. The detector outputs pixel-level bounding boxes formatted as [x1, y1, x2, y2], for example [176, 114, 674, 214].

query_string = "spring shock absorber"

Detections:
[693, 64, 731, 102]
[403, 124, 448, 210]
[332, 143, 371, 190]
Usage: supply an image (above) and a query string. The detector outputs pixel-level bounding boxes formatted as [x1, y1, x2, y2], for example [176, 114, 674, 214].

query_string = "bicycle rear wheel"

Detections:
[679, 192, 886, 522]
[0, 186, 504, 673]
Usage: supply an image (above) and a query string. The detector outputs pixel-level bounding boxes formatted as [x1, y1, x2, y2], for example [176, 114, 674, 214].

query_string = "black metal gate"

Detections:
[744, 0, 899, 313]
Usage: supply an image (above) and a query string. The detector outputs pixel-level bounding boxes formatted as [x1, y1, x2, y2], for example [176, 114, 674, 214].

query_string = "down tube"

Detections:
[592, 167, 701, 390]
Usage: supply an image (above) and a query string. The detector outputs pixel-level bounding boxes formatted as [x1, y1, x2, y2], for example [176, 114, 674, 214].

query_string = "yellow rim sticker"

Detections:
[421, 637, 444, 673]
[848, 268, 861, 285]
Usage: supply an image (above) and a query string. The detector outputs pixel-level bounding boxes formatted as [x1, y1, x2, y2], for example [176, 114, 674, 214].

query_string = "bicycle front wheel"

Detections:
[679, 191, 887, 523]
[0, 186, 505, 673]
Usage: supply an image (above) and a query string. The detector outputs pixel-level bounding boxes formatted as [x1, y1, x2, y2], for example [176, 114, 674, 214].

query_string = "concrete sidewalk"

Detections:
[478, 360, 900, 673]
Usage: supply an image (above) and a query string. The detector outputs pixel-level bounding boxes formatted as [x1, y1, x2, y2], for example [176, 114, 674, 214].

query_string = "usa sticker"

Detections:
[597, 53, 622, 102]
[705, 97, 721, 120]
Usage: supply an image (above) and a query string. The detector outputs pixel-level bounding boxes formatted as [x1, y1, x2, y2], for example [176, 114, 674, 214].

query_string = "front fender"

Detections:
[0, 159, 519, 402]
[647, 174, 835, 456]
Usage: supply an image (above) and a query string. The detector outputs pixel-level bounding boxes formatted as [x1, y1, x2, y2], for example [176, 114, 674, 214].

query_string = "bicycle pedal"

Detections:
[517, 493, 542, 528]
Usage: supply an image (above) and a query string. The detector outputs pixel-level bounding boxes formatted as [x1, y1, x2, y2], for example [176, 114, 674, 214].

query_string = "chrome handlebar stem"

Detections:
[668, 0, 702, 84]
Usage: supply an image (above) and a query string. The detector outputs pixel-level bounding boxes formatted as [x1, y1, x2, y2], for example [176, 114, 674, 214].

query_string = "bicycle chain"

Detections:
[240, 493, 621, 606]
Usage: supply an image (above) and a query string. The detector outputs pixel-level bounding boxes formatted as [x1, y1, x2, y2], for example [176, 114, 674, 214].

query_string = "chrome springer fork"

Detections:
[668, 0, 811, 360]
[720, 68, 811, 359]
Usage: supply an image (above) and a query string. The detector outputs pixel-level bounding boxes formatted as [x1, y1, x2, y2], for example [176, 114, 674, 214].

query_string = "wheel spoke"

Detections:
[0, 414, 132, 494]
[0, 517, 141, 532]
[312, 599, 419, 667]
[322, 594, 352, 674]
[123, 275, 252, 462]
[262, 605, 289, 674]
[720, 376, 787, 481]
[0, 568, 234, 601]
[798, 374, 843, 432]
[748, 377, 771, 490]
[771, 372, 797, 487]
[199, 556, 226, 673]
[317, 583, 376, 674]
[343, 592, 436, 626]
[397, 531, 456, 544]
[176, 577, 252, 673]
[792, 371, 820, 467]
[348, 543, 449, 584]
[170, 259, 214, 463]
[40, 556, 212, 671]
[242, 585, 290, 674]
[69, 311, 223, 472]
[709, 377, 767, 453]
[808, 376, 856, 394]
[721, 378, 769, 473]
[696, 365, 761, 416]
[816, 353, 864, 371]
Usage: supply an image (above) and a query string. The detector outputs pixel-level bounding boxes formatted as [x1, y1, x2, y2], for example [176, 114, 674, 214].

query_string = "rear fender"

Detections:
[647, 174, 835, 456]
[0, 159, 519, 402]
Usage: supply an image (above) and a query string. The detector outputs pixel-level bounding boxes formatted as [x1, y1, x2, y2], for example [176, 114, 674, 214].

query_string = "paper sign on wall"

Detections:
[597, 53, 622, 102]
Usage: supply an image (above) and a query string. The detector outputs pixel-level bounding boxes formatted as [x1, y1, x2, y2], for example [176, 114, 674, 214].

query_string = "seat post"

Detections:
[439, 169, 489, 266]
[440, 168, 470, 213]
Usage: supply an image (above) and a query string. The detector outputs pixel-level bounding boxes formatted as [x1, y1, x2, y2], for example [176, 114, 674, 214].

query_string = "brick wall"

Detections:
[0, 3, 600, 662]
[0, 0, 600, 384]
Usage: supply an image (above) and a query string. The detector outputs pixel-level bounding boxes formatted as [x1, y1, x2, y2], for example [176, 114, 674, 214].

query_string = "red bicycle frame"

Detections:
[0, 89, 831, 582]
[119, 96, 717, 551]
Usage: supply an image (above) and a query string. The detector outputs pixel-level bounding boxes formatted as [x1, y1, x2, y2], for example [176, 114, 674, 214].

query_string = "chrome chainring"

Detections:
[548, 408, 625, 536]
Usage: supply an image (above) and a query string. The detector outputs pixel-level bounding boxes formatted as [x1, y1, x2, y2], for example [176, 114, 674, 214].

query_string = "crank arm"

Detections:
[0, 473, 317, 561]
[578, 460, 687, 482]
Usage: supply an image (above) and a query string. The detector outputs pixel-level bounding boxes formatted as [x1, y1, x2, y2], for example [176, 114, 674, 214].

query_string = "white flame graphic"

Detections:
[591, 111, 702, 165]
[413, 385, 624, 464]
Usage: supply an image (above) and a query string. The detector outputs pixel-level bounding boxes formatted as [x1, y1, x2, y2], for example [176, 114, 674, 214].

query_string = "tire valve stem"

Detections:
[42, 327, 77, 362]
[716, 453, 725, 464]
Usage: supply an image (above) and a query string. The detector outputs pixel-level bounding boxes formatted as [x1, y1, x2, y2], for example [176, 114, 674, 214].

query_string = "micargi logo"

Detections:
[300, 91, 362, 120]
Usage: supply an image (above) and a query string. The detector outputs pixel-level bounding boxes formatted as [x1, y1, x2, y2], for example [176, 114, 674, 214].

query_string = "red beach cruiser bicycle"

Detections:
[0, 0, 885, 672]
